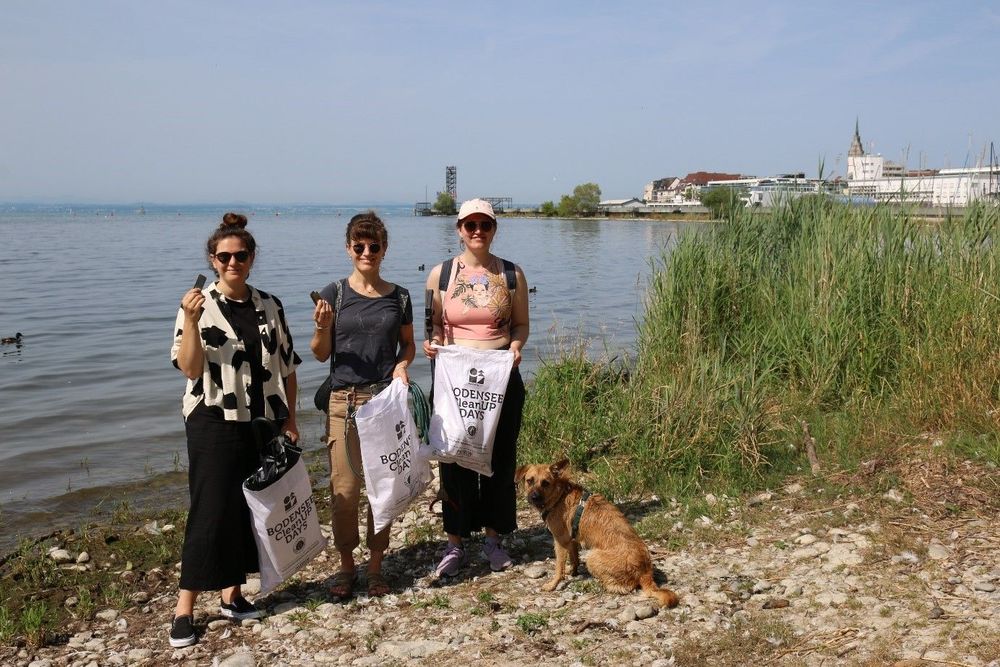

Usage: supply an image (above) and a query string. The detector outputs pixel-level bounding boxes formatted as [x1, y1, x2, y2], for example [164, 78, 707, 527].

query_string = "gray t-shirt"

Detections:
[319, 281, 412, 389]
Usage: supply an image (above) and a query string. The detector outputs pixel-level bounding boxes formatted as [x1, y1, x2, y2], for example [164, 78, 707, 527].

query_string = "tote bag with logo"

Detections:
[243, 444, 327, 595]
[427, 345, 514, 476]
[354, 378, 432, 533]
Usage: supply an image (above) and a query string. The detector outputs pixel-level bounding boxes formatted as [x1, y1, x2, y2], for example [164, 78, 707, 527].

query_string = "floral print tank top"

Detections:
[442, 257, 512, 341]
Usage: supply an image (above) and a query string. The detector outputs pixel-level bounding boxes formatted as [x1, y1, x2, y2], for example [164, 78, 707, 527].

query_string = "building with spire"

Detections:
[847, 120, 903, 181]
[846, 122, 998, 206]
[848, 119, 864, 158]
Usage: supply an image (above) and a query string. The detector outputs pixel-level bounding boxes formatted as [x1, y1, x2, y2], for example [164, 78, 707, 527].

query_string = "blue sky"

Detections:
[2, 1, 998, 204]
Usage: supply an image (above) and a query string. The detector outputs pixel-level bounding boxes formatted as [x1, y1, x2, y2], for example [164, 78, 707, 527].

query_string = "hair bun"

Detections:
[221, 212, 248, 229]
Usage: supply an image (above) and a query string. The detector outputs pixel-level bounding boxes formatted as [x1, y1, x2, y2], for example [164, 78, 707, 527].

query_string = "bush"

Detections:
[699, 187, 743, 218]
[433, 193, 457, 215]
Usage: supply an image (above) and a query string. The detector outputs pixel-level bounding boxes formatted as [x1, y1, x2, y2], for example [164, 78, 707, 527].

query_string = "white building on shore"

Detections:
[846, 122, 999, 206]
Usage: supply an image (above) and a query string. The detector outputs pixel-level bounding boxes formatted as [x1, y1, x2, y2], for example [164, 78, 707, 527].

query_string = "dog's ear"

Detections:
[550, 458, 570, 477]
[514, 465, 527, 484]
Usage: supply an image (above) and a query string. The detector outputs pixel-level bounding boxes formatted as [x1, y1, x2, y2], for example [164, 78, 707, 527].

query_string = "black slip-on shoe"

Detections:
[220, 596, 264, 620]
[169, 614, 196, 648]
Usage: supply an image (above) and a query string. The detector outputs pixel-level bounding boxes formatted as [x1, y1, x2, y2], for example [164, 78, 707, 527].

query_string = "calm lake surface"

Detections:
[0, 205, 693, 551]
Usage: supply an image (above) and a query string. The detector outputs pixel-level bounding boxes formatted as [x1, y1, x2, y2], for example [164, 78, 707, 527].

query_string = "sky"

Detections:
[2, 1, 999, 205]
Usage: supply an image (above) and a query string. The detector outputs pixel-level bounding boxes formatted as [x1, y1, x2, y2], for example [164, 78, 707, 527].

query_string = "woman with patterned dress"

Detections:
[168, 213, 301, 647]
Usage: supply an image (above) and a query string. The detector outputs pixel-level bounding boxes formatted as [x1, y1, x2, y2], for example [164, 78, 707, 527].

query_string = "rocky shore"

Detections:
[3, 452, 999, 666]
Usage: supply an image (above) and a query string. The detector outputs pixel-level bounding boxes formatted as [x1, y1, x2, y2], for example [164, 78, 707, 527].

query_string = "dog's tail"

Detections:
[639, 572, 679, 608]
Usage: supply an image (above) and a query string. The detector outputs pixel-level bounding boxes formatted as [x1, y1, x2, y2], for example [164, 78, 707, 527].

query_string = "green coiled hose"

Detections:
[408, 381, 431, 444]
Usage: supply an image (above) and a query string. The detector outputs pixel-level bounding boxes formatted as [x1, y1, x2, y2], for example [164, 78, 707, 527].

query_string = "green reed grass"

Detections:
[520, 199, 1000, 499]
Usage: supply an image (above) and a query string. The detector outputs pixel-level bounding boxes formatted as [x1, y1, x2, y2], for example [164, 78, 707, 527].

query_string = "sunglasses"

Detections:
[213, 250, 250, 264]
[352, 242, 382, 255]
[461, 219, 495, 233]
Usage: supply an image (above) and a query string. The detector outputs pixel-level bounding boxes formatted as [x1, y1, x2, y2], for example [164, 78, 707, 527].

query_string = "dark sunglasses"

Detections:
[461, 219, 494, 233]
[352, 242, 382, 255]
[213, 250, 250, 264]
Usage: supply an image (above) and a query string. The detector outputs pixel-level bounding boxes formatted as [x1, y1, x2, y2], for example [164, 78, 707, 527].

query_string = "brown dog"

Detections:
[516, 459, 679, 608]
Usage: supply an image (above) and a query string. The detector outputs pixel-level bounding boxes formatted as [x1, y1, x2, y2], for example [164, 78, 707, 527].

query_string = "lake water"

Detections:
[0, 204, 691, 551]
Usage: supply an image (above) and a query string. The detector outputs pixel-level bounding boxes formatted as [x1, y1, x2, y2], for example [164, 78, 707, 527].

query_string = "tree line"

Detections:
[538, 182, 601, 217]
[432, 182, 603, 218]
[433, 182, 744, 219]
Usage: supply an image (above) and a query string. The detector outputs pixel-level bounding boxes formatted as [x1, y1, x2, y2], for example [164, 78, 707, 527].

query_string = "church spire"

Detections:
[849, 118, 864, 157]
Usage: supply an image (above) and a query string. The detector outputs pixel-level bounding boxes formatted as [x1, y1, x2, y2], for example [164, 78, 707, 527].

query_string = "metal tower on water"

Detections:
[445, 166, 457, 201]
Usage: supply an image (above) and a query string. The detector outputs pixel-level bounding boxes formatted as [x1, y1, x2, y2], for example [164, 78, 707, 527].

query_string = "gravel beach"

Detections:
[3, 454, 999, 666]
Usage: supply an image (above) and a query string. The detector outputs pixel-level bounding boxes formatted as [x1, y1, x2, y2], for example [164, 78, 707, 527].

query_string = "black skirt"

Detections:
[179, 402, 260, 591]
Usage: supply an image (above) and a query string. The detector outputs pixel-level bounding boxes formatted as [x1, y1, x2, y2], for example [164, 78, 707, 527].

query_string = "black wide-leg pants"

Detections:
[179, 404, 260, 591]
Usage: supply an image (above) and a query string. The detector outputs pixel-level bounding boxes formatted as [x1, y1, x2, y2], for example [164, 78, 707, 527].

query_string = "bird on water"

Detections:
[2, 332, 23, 345]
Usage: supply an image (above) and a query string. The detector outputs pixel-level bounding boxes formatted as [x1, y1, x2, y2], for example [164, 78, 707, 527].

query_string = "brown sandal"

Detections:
[329, 570, 355, 599]
[366, 571, 390, 598]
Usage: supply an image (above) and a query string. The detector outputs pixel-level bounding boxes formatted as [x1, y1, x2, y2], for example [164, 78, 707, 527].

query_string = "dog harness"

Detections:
[543, 489, 591, 540]
[571, 490, 591, 540]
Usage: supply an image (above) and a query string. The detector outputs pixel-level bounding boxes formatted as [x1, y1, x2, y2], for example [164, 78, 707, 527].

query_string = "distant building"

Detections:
[681, 171, 745, 188]
[846, 122, 999, 206]
[599, 198, 645, 213]
[643, 172, 745, 204]
[678, 171, 745, 200]
[642, 177, 681, 203]
[846, 121, 904, 180]
[730, 176, 840, 208]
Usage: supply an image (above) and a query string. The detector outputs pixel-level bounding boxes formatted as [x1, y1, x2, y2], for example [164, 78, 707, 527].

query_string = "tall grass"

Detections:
[520, 199, 1000, 499]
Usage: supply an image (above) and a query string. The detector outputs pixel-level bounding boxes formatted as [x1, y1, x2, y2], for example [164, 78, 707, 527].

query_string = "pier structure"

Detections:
[480, 197, 513, 213]
[414, 166, 513, 214]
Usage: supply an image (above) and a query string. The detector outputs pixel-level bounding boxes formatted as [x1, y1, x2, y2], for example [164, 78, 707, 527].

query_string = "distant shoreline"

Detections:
[499, 210, 715, 222]
[415, 210, 717, 222]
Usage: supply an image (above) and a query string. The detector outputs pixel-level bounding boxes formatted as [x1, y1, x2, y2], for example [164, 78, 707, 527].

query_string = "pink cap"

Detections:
[457, 198, 496, 221]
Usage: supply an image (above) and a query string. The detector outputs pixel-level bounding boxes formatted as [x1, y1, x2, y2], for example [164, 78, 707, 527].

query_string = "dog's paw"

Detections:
[541, 579, 560, 592]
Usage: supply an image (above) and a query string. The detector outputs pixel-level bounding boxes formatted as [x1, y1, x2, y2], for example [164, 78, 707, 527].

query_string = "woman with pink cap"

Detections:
[423, 198, 529, 577]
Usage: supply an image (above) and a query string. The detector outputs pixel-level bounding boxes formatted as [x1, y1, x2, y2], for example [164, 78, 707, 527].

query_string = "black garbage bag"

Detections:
[244, 417, 303, 492]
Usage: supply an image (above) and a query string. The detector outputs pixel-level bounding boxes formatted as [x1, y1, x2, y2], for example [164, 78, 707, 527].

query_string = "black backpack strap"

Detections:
[335, 279, 346, 320]
[438, 256, 514, 293]
[501, 258, 516, 290]
[397, 285, 410, 314]
[438, 258, 454, 293]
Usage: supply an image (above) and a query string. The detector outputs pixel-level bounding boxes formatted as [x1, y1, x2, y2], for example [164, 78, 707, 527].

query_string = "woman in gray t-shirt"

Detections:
[310, 212, 415, 599]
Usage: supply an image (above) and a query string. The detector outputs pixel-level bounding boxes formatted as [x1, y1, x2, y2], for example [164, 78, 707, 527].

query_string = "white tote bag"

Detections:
[354, 378, 432, 534]
[243, 453, 327, 595]
[428, 345, 514, 476]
